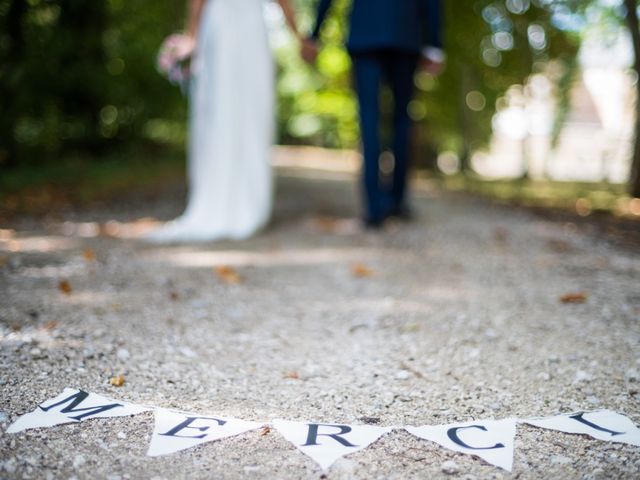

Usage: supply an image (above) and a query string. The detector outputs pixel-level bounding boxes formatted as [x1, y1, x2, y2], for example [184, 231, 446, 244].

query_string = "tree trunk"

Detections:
[0, 0, 28, 169]
[458, 63, 472, 173]
[624, 0, 640, 197]
[58, 0, 109, 153]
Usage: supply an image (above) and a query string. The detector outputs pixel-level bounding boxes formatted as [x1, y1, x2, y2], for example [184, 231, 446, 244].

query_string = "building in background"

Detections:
[472, 28, 634, 183]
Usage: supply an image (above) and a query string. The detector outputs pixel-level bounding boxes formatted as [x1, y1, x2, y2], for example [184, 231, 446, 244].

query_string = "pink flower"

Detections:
[157, 33, 195, 90]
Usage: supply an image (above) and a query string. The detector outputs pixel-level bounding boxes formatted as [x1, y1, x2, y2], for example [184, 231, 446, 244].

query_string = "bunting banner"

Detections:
[6, 388, 150, 434]
[5, 389, 640, 473]
[147, 409, 263, 457]
[272, 419, 393, 470]
[522, 410, 640, 447]
[405, 419, 517, 471]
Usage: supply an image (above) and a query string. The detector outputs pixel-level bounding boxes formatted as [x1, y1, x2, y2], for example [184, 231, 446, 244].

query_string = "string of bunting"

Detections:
[7, 388, 640, 472]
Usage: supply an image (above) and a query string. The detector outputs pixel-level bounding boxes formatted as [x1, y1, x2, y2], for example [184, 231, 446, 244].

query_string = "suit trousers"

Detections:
[351, 50, 419, 222]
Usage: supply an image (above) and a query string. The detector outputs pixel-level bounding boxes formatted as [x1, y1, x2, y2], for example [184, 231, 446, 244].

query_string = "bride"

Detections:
[147, 0, 299, 243]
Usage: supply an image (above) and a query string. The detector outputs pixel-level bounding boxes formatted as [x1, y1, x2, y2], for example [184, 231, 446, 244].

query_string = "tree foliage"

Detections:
[0, 0, 587, 174]
[0, 0, 186, 168]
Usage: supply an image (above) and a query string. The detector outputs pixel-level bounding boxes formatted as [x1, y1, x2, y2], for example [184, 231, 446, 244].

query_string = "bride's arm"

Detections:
[187, 0, 206, 40]
[276, 0, 301, 40]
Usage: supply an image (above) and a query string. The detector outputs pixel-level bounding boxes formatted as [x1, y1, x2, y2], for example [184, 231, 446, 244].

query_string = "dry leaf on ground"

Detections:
[109, 375, 126, 387]
[352, 263, 375, 278]
[260, 426, 271, 436]
[284, 371, 300, 380]
[82, 248, 97, 262]
[547, 239, 575, 253]
[560, 292, 588, 304]
[313, 216, 339, 233]
[215, 266, 243, 284]
[58, 280, 72, 295]
[42, 320, 58, 331]
[493, 227, 509, 244]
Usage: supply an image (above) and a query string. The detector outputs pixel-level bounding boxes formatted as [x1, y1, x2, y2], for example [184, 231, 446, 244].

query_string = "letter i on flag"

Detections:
[406, 419, 518, 471]
[147, 409, 264, 457]
[7, 388, 150, 433]
[523, 410, 640, 446]
[273, 419, 393, 471]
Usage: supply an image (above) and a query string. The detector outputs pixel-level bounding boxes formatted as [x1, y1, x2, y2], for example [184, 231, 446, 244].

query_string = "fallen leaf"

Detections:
[547, 239, 575, 253]
[560, 292, 588, 304]
[260, 426, 271, 436]
[314, 216, 339, 233]
[109, 375, 126, 387]
[58, 280, 72, 295]
[82, 248, 97, 262]
[352, 263, 374, 278]
[284, 371, 300, 380]
[42, 320, 58, 331]
[215, 266, 243, 284]
[494, 227, 509, 244]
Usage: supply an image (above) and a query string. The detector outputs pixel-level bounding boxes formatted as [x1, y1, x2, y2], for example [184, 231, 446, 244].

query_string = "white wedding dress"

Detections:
[148, 0, 275, 243]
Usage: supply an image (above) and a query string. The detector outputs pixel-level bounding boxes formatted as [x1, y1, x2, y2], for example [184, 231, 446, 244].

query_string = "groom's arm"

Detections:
[302, 0, 333, 64]
[310, 0, 334, 40]
[422, 0, 443, 48]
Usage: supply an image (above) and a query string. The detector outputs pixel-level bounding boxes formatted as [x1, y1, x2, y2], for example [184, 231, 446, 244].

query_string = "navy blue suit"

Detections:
[312, 0, 443, 223]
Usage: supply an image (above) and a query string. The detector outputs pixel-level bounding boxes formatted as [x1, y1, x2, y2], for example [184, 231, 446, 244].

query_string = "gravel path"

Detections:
[1, 160, 639, 479]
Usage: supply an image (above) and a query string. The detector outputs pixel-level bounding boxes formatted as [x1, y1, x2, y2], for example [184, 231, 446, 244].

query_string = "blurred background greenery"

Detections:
[1, 0, 639, 215]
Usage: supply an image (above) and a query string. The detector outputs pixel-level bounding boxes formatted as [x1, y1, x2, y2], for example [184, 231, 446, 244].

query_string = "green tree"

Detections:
[623, 0, 640, 197]
[286, 0, 579, 171]
[546, 0, 640, 196]
[0, 0, 186, 169]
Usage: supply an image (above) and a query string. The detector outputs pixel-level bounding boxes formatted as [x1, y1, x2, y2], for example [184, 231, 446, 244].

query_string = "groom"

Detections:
[303, 0, 444, 227]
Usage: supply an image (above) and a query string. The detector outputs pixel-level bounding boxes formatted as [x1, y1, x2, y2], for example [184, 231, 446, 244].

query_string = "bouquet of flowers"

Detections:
[157, 34, 195, 92]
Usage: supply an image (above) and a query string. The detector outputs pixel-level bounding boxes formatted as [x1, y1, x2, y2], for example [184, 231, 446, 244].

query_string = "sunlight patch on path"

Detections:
[146, 247, 381, 269]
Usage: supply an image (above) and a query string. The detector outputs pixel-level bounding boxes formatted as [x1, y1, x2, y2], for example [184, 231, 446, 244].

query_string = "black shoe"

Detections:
[387, 205, 413, 221]
[363, 217, 385, 230]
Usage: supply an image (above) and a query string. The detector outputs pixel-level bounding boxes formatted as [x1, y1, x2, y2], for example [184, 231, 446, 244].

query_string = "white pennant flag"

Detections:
[406, 418, 517, 471]
[147, 409, 263, 457]
[7, 388, 150, 434]
[523, 410, 640, 446]
[273, 419, 393, 471]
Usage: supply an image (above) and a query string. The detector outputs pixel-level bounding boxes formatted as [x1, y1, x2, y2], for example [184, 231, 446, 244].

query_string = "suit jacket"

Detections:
[311, 0, 443, 53]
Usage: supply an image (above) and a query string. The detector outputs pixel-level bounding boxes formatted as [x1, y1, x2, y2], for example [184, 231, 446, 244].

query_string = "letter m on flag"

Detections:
[39, 390, 123, 421]
[7, 388, 149, 433]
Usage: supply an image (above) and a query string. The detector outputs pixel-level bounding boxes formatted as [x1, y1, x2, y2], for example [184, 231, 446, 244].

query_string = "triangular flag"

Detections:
[147, 408, 263, 456]
[406, 418, 517, 471]
[7, 388, 150, 433]
[273, 419, 392, 470]
[523, 410, 640, 446]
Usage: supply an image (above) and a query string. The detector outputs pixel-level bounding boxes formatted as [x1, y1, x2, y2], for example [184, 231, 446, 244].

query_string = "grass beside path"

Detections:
[433, 173, 638, 218]
[0, 147, 185, 218]
[1, 146, 638, 222]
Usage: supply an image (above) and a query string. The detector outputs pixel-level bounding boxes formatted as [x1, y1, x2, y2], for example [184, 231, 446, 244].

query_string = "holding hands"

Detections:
[300, 40, 445, 76]
[300, 38, 320, 64]
[420, 46, 446, 75]
[420, 56, 445, 76]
